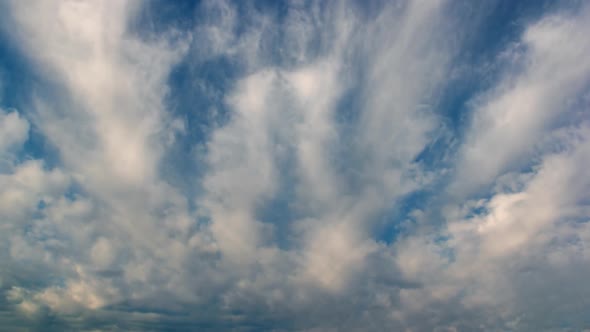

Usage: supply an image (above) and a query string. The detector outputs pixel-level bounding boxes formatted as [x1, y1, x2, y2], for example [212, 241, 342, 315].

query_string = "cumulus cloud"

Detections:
[1, 0, 589, 331]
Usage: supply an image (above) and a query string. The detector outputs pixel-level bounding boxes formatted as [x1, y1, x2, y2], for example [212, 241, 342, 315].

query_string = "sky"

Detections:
[0, 0, 589, 331]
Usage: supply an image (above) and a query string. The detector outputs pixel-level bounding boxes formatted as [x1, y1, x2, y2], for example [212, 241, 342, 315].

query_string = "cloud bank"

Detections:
[1, 0, 589, 331]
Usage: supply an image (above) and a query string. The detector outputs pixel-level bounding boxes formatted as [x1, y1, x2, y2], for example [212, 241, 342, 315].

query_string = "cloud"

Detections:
[453, 4, 590, 196]
[391, 5, 590, 330]
[0, 109, 29, 162]
[1, 0, 589, 331]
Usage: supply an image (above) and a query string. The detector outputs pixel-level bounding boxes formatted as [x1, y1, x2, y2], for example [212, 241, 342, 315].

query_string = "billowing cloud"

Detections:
[1, 0, 589, 331]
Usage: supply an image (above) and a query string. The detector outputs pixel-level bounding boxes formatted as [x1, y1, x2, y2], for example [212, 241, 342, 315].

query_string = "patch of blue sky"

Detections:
[436, 0, 572, 134]
[374, 191, 429, 244]
[0, 17, 33, 111]
[0, 38, 67, 171]
[254, 153, 301, 249]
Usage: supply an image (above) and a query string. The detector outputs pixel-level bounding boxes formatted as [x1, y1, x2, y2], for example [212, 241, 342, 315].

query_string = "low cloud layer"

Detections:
[1, 1, 589, 331]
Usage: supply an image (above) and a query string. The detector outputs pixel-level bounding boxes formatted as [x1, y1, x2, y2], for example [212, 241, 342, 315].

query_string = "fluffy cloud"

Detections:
[1, 0, 589, 331]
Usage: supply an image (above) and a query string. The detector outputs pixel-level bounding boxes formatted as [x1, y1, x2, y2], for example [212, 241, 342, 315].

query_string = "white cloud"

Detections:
[0, 109, 29, 162]
[3, 0, 195, 317]
[453, 5, 590, 196]
[392, 6, 590, 330]
[9, 0, 188, 189]
[1, 0, 589, 331]
[0, 160, 69, 221]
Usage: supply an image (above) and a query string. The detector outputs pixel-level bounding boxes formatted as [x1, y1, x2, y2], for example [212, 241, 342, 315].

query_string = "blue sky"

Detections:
[1, 1, 590, 331]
